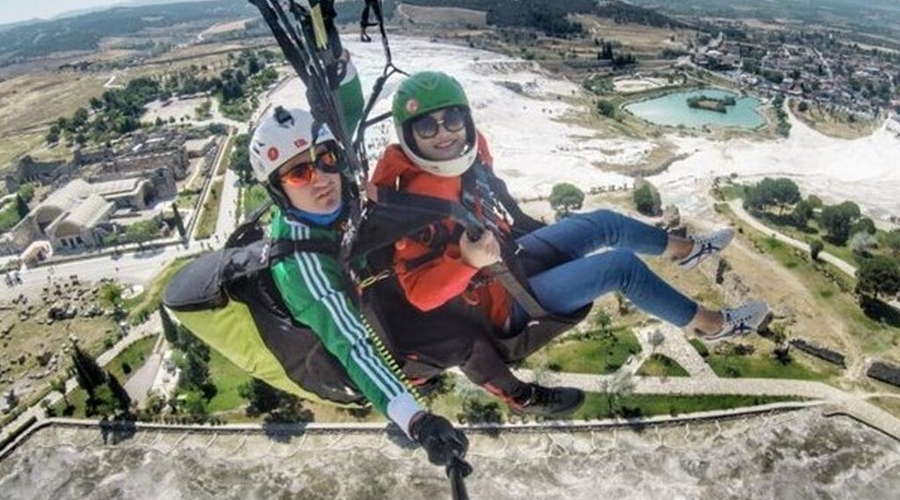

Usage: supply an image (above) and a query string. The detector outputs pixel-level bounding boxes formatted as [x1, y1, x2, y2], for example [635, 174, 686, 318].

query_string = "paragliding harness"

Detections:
[368, 162, 592, 370]
[163, 207, 364, 406]
[182, 1, 582, 495]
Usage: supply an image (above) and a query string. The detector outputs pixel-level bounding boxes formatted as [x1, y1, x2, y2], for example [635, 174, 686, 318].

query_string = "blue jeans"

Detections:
[509, 210, 698, 332]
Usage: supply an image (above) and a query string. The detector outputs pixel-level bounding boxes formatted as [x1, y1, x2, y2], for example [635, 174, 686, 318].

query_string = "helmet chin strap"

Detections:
[265, 180, 293, 211]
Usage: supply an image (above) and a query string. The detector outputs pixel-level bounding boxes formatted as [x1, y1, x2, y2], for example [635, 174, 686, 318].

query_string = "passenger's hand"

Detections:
[409, 412, 469, 467]
[459, 230, 501, 269]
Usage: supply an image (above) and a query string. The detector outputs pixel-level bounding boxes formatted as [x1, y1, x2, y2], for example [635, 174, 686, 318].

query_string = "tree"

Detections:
[852, 217, 876, 235]
[106, 371, 132, 412]
[90, 385, 119, 417]
[807, 195, 824, 208]
[15, 194, 29, 218]
[819, 203, 858, 245]
[177, 389, 208, 416]
[457, 398, 503, 424]
[126, 219, 159, 247]
[596, 99, 615, 118]
[16, 183, 35, 203]
[599, 371, 635, 417]
[172, 203, 186, 240]
[633, 184, 660, 216]
[46, 128, 60, 144]
[792, 199, 814, 228]
[175, 348, 211, 397]
[856, 255, 900, 299]
[883, 230, 900, 257]
[798, 101, 810, 112]
[849, 232, 878, 256]
[160, 305, 178, 344]
[71, 343, 107, 399]
[549, 183, 584, 216]
[809, 239, 824, 261]
[746, 177, 800, 213]
[228, 134, 252, 184]
[239, 378, 283, 416]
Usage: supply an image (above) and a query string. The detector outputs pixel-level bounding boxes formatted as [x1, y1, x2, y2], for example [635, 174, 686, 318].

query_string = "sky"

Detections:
[0, 0, 125, 25]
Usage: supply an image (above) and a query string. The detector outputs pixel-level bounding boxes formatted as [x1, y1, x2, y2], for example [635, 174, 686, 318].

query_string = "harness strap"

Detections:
[376, 185, 549, 318]
[461, 164, 548, 319]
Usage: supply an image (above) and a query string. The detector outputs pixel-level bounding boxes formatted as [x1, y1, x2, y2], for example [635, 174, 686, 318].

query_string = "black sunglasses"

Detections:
[411, 107, 468, 139]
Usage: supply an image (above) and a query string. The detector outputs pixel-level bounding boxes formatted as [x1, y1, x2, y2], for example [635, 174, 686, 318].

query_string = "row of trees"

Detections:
[158, 306, 316, 422]
[743, 177, 876, 247]
[742, 177, 900, 308]
[62, 342, 132, 417]
[46, 50, 277, 147]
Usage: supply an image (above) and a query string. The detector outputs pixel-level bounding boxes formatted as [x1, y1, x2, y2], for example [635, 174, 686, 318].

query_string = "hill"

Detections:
[0, 1, 257, 66]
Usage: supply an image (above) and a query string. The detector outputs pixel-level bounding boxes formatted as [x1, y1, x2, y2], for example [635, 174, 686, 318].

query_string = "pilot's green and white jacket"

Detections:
[268, 208, 422, 436]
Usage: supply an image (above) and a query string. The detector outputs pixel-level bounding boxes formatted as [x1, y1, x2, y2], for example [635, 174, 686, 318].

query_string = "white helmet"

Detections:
[249, 106, 335, 184]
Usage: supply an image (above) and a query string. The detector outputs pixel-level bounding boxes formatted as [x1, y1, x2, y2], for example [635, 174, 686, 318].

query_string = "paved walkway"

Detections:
[0, 316, 161, 447]
[512, 369, 900, 440]
[632, 323, 717, 379]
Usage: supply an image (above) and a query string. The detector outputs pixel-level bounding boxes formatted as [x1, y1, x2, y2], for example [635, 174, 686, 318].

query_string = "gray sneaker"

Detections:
[705, 300, 769, 342]
[678, 228, 736, 270]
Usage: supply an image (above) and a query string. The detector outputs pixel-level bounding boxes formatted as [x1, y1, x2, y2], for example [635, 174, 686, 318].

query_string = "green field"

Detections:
[705, 349, 840, 381]
[637, 354, 690, 377]
[194, 178, 224, 240]
[524, 328, 642, 374]
[106, 336, 158, 383]
[718, 203, 900, 360]
[125, 257, 193, 325]
[573, 393, 803, 420]
[206, 349, 252, 413]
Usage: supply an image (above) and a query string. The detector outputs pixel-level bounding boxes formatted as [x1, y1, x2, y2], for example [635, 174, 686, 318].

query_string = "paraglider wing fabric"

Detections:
[226, 271, 366, 406]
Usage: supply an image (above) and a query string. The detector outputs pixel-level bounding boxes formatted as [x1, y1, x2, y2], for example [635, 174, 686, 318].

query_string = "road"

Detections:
[727, 198, 858, 277]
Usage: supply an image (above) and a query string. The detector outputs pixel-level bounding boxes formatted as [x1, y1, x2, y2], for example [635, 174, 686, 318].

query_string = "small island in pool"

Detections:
[686, 94, 737, 113]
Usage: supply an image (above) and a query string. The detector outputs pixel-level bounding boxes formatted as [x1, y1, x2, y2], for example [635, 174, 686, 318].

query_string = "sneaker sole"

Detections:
[512, 390, 586, 418]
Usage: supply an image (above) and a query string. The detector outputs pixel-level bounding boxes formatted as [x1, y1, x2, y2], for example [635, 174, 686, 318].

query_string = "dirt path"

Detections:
[722, 200, 866, 383]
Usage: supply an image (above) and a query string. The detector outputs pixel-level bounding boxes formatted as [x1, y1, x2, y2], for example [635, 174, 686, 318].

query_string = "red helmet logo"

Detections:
[405, 98, 419, 114]
[267, 147, 279, 161]
[293, 138, 308, 149]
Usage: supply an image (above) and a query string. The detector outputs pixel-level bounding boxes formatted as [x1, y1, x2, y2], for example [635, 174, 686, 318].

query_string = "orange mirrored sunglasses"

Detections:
[280, 149, 341, 187]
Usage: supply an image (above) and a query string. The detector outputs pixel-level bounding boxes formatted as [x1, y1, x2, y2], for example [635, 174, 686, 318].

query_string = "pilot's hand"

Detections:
[409, 412, 469, 467]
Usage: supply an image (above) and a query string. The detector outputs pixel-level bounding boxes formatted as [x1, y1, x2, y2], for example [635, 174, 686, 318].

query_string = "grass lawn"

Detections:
[523, 328, 642, 374]
[107, 336, 157, 383]
[753, 210, 860, 265]
[705, 348, 840, 381]
[194, 179, 225, 240]
[51, 388, 89, 418]
[216, 133, 235, 176]
[242, 184, 269, 220]
[716, 183, 746, 201]
[125, 257, 194, 324]
[637, 353, 690, 377]
[194, 178, 224, 240]
[573, 393, 803, 420]
[206, 349, 252, 413]
[718, 203, 900, 360]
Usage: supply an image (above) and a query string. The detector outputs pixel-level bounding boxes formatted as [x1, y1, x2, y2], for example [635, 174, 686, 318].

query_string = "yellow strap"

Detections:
[310, 4, 328, 50]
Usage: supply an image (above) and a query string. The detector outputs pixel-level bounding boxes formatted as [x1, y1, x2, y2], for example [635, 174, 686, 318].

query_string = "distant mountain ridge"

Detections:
[0, 1, 256, 65]
[404, 0, 687, 35]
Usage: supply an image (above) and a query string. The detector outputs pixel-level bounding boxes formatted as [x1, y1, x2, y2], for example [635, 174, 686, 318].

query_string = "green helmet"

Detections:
[392, 71, 477, 177]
